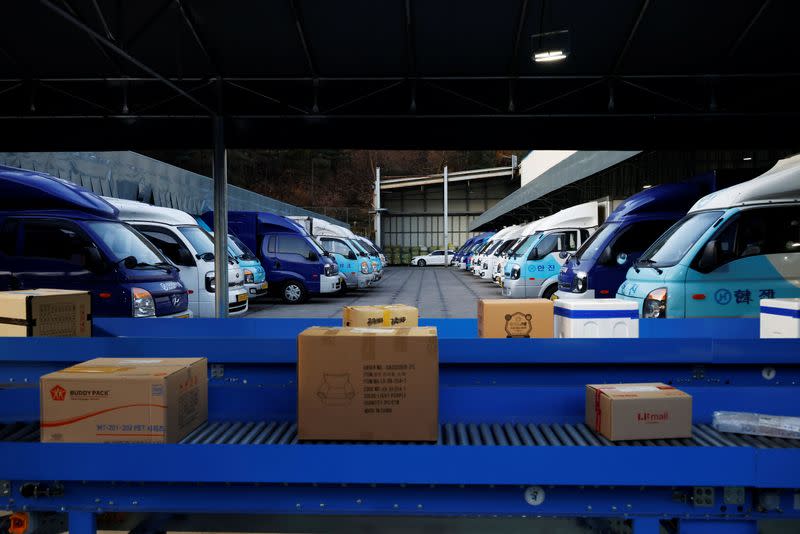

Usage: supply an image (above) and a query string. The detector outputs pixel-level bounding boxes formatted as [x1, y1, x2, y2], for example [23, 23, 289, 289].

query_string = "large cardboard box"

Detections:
[342, 304, 419, 328]
[298, 326, 438, 441]
[586, 383, 692, 441]
[40, 357, 207, 443]
[477, 298, 554, 338]
[0, 289, 91, 337]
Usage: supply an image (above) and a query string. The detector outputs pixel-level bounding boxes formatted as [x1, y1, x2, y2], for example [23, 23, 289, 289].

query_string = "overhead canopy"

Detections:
[469, 151, 639, 230]
[1, 1, 799, 150]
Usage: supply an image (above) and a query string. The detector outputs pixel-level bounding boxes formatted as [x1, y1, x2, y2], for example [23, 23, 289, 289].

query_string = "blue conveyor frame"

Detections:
[0, 318, 799, 534]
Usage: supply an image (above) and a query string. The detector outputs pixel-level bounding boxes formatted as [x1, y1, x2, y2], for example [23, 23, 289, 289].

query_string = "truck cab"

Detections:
[617, 155, 800, 318]
[487, 225, 525, 284]
[227, 233, 269, 300]
[503, 202, 599, 300]
[452, 236, 477, 267]
[212, 211, 340, 304]
[463, 233, 494, 271]
[0, 166, 191, 318]
[108, 199, 249, 317]
[476, 225, 520, 279]
[353, 237, 384, 283]
[557, 177, 715, 300]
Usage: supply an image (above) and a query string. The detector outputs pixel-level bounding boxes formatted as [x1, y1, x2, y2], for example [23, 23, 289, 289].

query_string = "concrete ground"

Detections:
[246, 266, 503, 318]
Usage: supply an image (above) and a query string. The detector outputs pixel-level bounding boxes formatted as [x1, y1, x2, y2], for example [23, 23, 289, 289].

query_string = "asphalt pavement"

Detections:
[246, 266, 504, 318]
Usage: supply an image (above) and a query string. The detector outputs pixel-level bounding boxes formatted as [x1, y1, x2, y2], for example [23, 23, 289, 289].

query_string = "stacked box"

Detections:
[554, 299, 638, 338]
[342, 304, 419, 328]
[477, 299, 554, 338]
[0, 289, 91, 337]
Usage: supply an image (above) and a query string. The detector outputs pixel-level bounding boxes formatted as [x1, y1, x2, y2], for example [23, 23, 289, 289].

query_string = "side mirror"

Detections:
[558, 251, 569, 260]
[121, 255, 138, 269]
[697, 240, 718, 271]
[348, 251, 357, 260]
[308, 251, 319, 261]
[616, 252, 628, 265]
[196, 251, 214, 262]
[528, 247, 539, 261]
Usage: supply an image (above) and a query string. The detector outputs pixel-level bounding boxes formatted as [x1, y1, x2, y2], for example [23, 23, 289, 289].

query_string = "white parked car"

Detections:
[411, 250, 455, 267]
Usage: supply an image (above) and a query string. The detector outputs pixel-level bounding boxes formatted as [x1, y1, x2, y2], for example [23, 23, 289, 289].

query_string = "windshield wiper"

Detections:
[634, 258, 663, 275]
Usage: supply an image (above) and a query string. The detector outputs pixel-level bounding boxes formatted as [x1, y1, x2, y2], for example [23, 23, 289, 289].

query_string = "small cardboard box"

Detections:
[586, 383, 692, 441]
[760, 298, 800, 338]
[477, 298, 554, 338]
[298, 326, 438, 441]
[0, 289, 91, 337]
[40, 357, 207, 443]
[342, 304, 419, 328]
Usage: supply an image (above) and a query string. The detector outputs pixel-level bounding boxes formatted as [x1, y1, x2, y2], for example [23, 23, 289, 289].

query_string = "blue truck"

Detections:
[203, 211, 340, 304]
[557, 175, 715, 300]
[0, 165, 191, 318]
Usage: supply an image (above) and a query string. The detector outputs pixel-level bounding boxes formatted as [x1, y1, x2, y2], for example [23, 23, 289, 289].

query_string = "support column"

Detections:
[443, 165, 449, 265]
[212, 115, 229, 318]
[68, 511, 96, 534]
[374, 166, 382, 248]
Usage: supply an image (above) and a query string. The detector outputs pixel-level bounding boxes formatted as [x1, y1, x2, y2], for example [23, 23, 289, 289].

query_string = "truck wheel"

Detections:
[418, 259, 426, 267]
[543, 284, 558, 301]
[282, 281, 307, 304]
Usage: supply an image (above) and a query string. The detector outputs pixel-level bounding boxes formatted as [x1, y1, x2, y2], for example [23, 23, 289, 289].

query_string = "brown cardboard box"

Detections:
[342, 304, 419, 328]
[40, 357, 207, 443]
[0, 289, 91, 337]
[477, 298, 554, 338]
[298, 326, 438, 441]
[586, 383, 692, 441]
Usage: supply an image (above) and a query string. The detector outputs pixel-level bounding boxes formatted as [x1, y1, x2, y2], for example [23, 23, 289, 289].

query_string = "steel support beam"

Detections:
[175, 0, 218, 72]
[443, 165, 449, 263]
[614, 0, 650, 73]
[728, 0, 771, 57]
[374, 167, 382, 248]
[212, 115, 228, 318]
[40, 0, 214, 115]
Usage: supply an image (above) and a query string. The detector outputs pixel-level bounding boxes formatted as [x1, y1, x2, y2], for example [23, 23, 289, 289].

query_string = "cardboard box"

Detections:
[477, 298, 554, 338]
[586, 383, 692, 441]
[298, 326, 438, 441]
[342, 304, 419, 328]
[40, 357, 207, 443]
[0, 289, 91, 337]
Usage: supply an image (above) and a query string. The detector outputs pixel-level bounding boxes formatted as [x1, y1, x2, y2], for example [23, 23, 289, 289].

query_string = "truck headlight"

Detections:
[575, 271, 587, 293]
[510, 264, 521, 280]
[243, 269, 255, 284]
[324, 264, 334, 277]
[205, 273, 216, 293]
[643, 288, 667, 318]
[131, 288, 155, 318]
[483, 262, 488, 269]
[361, 261, 369, 274]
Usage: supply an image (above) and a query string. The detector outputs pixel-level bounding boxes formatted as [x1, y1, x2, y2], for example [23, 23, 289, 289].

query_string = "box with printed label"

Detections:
[342, 304, 419, 328]
[555, 299, 639, 338]
[477, 299, 553, 338]
[297, 326, 438, 441]
[586, 383, 692, 441]
[0, 289, 91, 337]
[760, 298, 800, 338]
[40, 357, 207, 443]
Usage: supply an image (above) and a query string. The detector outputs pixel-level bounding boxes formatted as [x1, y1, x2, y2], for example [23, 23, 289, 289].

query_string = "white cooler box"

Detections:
[760, 298, 800, 338]
[554, 299, 639, 338]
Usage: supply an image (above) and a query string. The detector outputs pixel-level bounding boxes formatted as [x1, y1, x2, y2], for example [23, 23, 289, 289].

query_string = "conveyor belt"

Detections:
[4, 421, 798, 449]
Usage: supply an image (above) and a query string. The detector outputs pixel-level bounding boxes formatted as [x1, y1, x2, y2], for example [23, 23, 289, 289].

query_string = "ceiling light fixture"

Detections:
[743, 156, 752, 161]
[531, 29, 570, 64]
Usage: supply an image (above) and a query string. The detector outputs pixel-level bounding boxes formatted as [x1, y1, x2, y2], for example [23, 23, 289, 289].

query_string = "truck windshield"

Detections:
[179, 226, 215, 256]
[638, 210, 724, 267]
[86, 221, 165, 264]
[229, 234, 258, 261]
[576, 222, 620, 261]
[359, 240, 380, 256]
[508, 233, 540, 257]
[351, 240, 370, 256]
